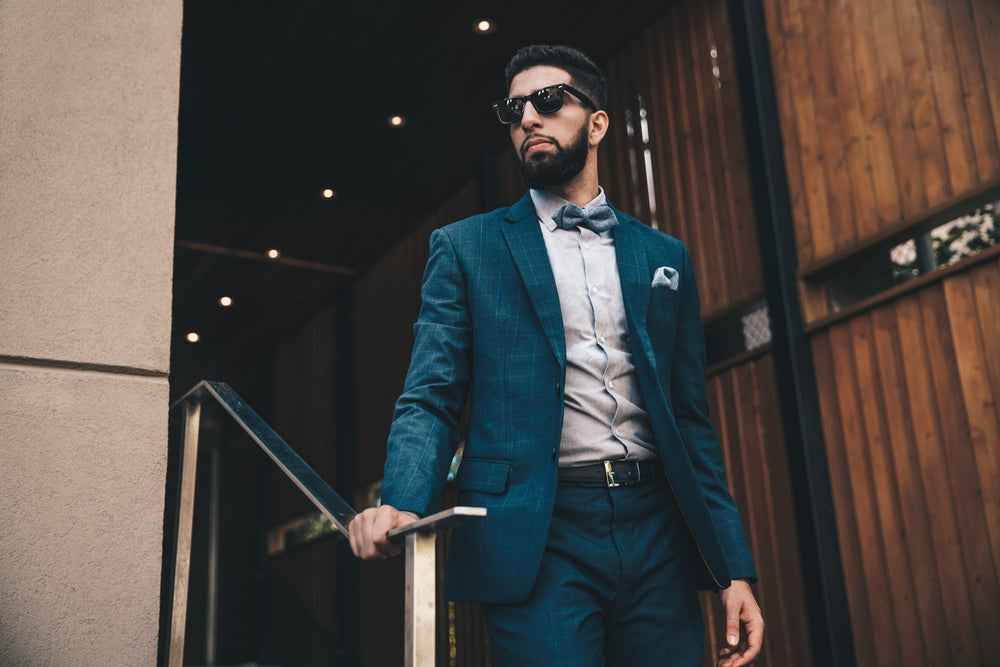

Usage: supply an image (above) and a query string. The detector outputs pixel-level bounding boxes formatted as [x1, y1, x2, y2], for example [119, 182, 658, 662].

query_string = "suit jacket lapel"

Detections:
[612, 209, 651, 335]
[501, 193, 566, 369]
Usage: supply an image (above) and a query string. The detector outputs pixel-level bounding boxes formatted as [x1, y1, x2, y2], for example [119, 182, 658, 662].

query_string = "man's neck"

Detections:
[545, 170, 601, 207]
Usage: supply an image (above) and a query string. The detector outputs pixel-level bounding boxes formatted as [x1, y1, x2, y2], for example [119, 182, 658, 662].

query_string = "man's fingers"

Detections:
[716, 580, 763, 667]
[725, 600, 741, 648]
[741, 613, 764, 664]
[348, 506, 415, 560]
[372, 510, 402, 556]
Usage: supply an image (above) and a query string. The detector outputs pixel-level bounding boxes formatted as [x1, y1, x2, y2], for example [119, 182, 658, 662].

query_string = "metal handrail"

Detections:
[164, 380, 484, 667]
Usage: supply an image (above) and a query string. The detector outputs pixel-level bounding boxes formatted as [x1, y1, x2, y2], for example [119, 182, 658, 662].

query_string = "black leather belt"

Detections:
[557, 459, 662, 487]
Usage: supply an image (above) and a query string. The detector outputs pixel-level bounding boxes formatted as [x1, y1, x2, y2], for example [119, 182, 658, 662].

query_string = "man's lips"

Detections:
[521, 136, 556, 156]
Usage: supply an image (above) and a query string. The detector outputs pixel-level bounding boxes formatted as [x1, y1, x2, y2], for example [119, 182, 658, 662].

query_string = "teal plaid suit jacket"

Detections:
[381, 193, 756, 604]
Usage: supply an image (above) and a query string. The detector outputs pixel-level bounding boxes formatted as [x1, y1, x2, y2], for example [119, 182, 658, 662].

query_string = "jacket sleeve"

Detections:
[670, 244, 758, 582]
[380, 227, 473, 517]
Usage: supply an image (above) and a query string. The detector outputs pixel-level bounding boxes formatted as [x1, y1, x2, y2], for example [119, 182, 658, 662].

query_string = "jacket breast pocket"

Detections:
[453, 458, 510, 495]
[648, 288, 679, 338]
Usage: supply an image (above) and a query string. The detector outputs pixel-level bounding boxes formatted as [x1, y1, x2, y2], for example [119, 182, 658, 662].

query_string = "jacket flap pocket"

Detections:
[453, 458, 510, 494]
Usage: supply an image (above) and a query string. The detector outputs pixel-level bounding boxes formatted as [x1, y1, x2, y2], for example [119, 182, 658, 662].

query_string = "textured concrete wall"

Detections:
[0, 0, 182, 664]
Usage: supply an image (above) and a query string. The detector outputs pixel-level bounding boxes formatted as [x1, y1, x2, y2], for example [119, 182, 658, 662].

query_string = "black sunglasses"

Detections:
[491, 84, 597, 125]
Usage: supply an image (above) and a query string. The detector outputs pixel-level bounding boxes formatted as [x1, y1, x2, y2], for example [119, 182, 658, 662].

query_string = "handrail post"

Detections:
[404, 531, 438, 667]
[164, 382, 486, 665]
[168, 400, 201, 667]
[389, 507, 487, 667]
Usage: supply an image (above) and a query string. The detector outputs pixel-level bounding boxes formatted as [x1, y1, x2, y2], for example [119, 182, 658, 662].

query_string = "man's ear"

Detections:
[589, 110, 609, 147]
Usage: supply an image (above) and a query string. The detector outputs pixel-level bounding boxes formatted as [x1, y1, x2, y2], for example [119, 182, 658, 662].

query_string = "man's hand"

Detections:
[348, 505, 417, 560]
[717, 579, 764, 667]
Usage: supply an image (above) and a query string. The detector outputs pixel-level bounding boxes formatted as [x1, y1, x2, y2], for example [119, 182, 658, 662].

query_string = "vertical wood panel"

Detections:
[765, 1, 1000, 658]
[826, 1, 879, 239]
[709, 0, 762, 296]
[812, 330, 880, 664]
[869, 306, 952, 666]
[810, 256, 1000, 665]
[918, 284, 1000, 664]
[765, 0, 1000, 264]
[919, 0, 979, 195]
[847, 314, 924, 665]
[704, 356, 814, 667]
[602, 0, 763, 315]
[970, 0, 1000, 144]
[946, 0, 1000, 181]
[895, 0, 952, 206]
[944, 273, 1000, 565]
[828, 321, 901, 667]
[895, 294, 984, 665]
[842, 0, 902, 229]
[780, 0, 835, 261]
[803, 0, 858, 252]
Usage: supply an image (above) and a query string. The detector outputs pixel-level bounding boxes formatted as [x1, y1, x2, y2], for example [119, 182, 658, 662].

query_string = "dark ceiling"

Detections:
[170, 0, 668, 396]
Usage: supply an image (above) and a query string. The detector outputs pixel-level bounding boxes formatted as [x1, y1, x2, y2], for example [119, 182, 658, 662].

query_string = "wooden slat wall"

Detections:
[353, 180, 482, 487]
[600, 0, 763, 316]
[811, 258, 1000, 666]
[764, 0, 1000, 664]
[598, 3, 813, 666]
[704, 357, 813, 667]
[764, 0, 1000, 268]
[352, 180, 482, 667]
[268, 303, 343, 664]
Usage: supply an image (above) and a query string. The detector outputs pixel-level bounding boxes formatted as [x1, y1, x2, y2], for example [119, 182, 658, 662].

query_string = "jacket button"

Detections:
[555, 381, 561, 395]
[551, 448, 557, 460]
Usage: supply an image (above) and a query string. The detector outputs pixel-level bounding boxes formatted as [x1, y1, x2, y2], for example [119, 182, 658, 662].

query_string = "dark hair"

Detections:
[504, 45, 608, 111]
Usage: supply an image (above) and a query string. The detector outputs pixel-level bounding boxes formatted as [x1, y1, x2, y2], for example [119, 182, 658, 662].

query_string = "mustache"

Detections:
[519, 134, 561, 158]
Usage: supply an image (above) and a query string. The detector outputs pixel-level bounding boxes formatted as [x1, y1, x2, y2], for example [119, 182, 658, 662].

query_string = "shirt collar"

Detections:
[529, 187, 607, 232]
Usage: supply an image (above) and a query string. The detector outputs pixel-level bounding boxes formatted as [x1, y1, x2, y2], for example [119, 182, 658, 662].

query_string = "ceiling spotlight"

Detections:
[474, 19, 495, 34]
[322, 188, 337, 199]
[267, 249, 280, 259]
[186, 332, 200, 343]
[219, 296, 233, 307]
[388, 115, 406, 127]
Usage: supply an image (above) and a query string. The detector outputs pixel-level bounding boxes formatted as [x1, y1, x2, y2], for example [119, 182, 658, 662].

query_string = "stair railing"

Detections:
[164, 380, 485, 667]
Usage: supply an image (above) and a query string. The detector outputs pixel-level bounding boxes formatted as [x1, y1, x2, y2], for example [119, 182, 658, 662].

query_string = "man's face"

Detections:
[507, 65, 593, 189]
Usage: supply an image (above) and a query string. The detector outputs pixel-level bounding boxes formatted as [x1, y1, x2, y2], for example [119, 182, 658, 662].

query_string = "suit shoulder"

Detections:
[433, 206, 511, 242]
[620, 215, 687, 250]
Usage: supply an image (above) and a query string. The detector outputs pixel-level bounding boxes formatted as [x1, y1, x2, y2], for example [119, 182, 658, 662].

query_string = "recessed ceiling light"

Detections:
[322, 188, 337, 199]
[474, 19, 495, 34]
[267, 249, 280, 259]
[219, 296, 233, 307]
[186, 332, 200, 343]
[388, 115, 406, 127]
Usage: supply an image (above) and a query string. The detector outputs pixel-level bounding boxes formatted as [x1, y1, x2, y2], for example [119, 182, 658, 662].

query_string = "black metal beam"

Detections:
[726, 1, 857, 665]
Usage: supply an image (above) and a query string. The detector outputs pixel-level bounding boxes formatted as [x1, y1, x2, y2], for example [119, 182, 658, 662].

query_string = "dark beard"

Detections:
[516, 122, 589, 189]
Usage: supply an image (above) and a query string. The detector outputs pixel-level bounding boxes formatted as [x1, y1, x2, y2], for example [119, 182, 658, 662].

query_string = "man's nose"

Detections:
[519, 100, 543, 129]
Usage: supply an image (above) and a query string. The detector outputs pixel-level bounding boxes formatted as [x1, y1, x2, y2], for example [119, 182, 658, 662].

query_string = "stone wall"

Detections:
[0, 1, 182, 663]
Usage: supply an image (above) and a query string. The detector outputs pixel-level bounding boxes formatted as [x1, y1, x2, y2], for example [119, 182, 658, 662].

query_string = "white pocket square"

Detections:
[651, 266, 679, 290]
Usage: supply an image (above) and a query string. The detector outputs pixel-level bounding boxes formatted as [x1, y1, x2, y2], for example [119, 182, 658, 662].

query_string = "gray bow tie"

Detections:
[552, 201, 618, 233]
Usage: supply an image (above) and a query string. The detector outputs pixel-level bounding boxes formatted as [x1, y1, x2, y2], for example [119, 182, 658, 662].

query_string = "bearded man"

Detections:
[350, 45, 764, 667]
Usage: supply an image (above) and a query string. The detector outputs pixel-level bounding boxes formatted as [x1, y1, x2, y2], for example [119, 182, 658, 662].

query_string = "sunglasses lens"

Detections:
[495, 98, 524, 124]
[493, 86, 568, 124]
[532, 87, 564, 114]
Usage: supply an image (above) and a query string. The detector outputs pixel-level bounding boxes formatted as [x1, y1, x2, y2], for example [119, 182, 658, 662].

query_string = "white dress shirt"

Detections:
[529, 188, 658, 467]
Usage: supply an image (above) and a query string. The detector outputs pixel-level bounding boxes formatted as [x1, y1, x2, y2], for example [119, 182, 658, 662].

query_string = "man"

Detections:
[350, 45, 763, 667]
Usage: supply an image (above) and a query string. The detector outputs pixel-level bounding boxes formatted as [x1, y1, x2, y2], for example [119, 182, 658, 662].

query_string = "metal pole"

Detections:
[205, 444, 220, 664]
[168, 400, 202, 667]
[389, 507, 487, 667]
[404, 532, 438, 667]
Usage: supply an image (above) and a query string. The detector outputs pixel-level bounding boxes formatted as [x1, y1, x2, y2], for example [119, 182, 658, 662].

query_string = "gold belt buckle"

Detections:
[604, 461, 620, 488]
